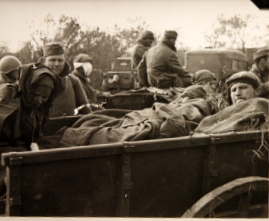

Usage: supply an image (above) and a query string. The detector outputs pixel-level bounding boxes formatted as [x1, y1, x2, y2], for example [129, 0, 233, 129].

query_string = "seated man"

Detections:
[194, 71, 268, 134]
[137, 30, 192, 88]
[131, 30, 155, 70]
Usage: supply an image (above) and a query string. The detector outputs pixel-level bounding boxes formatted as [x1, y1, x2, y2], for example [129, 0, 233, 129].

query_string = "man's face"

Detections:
[28, 91, 50, 108]
[261, 57, 269, 69]
[203, 80, 217, 92]
[169, 38, 176, 45]
[145, 39, 154, 46]
[230, 82, 259, 104]
[44, 54, 65, 75]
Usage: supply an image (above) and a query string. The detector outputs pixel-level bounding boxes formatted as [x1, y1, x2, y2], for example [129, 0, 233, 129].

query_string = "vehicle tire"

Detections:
[182, 176, 269, 218]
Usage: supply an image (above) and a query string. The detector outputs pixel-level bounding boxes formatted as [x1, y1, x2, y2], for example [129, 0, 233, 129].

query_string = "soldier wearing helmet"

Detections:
[0, 55, 21, 84]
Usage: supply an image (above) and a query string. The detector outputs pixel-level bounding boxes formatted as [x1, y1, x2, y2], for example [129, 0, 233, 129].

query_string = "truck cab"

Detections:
[101, 57, 137, 92]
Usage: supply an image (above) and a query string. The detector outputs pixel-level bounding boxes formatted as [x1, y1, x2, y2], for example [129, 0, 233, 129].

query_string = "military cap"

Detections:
[226, 71, 261, 89]
[193, 70, 216, 84]
[254, 48, 269, 60]
[164, 30, 178, 39]
[43, 42, 65, 57]
[74, 53, 92, 63]
[141, 30, 155, 40]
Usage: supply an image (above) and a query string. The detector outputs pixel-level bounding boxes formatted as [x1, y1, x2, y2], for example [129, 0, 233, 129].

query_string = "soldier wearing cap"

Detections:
[226, 71, 261, 105]
[41, 42, 91, 117]
[193, 70, 217, 92]
[250, 48, 269, 83]
[192, 69, 228, 113]
[137, 30, 192, 88]
[131, 30, 155, 69]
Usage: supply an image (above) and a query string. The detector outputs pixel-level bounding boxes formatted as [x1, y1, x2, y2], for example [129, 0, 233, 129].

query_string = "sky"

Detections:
[0, 0, 268, 52]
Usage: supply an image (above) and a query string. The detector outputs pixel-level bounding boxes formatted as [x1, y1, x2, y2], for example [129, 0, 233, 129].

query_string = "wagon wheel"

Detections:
[182, 176, 269, 218]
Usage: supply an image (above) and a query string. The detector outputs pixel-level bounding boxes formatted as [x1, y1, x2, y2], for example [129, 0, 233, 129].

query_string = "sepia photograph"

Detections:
[0, 0, 268, 219]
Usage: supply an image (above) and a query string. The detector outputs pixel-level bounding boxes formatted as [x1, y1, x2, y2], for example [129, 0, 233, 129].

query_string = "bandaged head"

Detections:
[73, 53, 93, 77]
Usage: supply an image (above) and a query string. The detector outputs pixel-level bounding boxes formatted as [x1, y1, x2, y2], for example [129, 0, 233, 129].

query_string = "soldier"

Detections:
[72, 53, 96, 103]
[0, 55, 21, 84]
[40, 42, 91, 117]
[0, 63, 60, 145]
[226, 71, 261, 105]
[137, 30, 192, 88]
[192, 69, 228, 113]
[131, 30, 155, 69]
[250, 48, 269, 83]
[195, 71, 267, 134]
[250, 48, 269, 99]
[192, 69, 217, 92]
[0, 63, 61, 195]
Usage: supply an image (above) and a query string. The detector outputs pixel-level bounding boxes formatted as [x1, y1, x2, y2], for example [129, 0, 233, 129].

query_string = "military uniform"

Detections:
[49, 63, 91, 117]
[138, 36, 192, 88]
[131, 30, 154, 69]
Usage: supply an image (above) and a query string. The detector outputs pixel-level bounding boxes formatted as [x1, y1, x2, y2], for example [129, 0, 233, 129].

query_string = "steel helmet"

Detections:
[0, 55, 21, 74]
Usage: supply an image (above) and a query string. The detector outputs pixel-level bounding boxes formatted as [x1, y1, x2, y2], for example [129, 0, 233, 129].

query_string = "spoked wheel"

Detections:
[182, 176, 269, 218]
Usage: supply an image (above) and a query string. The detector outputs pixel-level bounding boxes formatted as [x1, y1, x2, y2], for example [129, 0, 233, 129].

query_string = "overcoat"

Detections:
[131, 39, 151, 69]
[138, 39, 192, 88]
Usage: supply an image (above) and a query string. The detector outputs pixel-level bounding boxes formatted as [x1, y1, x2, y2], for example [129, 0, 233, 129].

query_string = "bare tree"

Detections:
[204, 14, 269, 52]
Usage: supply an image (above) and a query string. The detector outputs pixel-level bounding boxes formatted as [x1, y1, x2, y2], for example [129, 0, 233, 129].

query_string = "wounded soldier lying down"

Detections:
[194, 71, 268, 134]
[37, 85, 213, 148]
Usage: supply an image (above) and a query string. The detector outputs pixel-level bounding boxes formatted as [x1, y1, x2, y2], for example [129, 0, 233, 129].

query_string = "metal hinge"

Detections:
[9, 157, 23, 165]
[9, 197, 21, 206]
[122, 142, 134, 153]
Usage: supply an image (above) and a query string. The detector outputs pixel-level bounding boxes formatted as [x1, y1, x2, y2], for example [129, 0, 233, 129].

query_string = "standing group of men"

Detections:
[0, 42, 102, 148]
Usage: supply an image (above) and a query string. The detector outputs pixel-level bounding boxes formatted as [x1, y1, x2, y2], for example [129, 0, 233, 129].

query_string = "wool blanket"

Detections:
[37, 98, 211, 148]
[194, 98, 269, 134]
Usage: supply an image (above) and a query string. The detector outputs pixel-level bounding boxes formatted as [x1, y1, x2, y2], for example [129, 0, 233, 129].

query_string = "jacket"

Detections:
[131, 39, 151, 69]
[49, 62, 91, 117]
[71, 67, 96, 103]
[0, 63, 59, 146]
[250, 64, 268, 83]
[138, 38, 192, 88]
